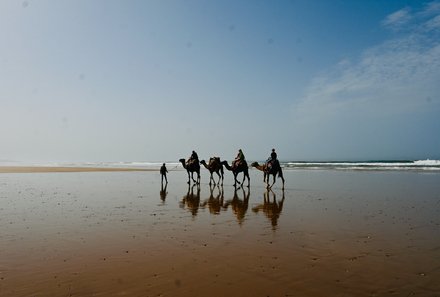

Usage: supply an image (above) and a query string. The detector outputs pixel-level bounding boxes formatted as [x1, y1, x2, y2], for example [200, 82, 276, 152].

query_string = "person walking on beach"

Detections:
[160, 163, 168, 185]
[233, 149, 245, 169]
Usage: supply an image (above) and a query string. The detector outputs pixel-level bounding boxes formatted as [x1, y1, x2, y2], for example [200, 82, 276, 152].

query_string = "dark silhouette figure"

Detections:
[189, 150, 199, 164]
[221, 160, 250, 188]
[252, 189, 285, 230]
[200, 157, 224, 186]
[179, 158, 201, 185]
[160, 163, 168, 185]
[232, 149, 245, 169]
[251, 161, 285, 189]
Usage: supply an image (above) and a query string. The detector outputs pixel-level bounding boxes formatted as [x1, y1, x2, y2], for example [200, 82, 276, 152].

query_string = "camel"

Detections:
[251, 160, 285, 189]
[179, 158, 201, 185]
[221, 160, 250, 187]
[200, 157, 224, 186]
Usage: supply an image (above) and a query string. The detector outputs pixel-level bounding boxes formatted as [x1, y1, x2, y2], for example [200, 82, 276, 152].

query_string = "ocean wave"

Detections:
[282, 159, 440, 171]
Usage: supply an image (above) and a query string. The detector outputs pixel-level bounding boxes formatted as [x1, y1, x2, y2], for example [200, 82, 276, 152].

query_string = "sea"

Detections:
[3, 159, 439, 171]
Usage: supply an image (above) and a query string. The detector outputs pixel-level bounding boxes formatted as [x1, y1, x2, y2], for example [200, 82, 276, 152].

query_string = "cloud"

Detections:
[420, 1, 440, 16]
[293, 2, 440, 125]
[382, 7, 412, 30]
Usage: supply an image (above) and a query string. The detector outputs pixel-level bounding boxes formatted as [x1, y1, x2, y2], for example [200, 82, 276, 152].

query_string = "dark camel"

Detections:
[221, 160, 250, 187]
[200, 157, 224, 186]
[251, 161, 285, 189]
[179, 158, 200, 185]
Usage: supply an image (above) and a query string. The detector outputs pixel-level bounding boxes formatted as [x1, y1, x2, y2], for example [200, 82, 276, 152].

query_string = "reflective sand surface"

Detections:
[1, 169, 439, 296]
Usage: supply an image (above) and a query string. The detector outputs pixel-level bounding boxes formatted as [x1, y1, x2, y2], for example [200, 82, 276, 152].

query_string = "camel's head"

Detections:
[200, 160, 206, 165]
[251, 162, 259, 167]
[179, 158, 185, 164]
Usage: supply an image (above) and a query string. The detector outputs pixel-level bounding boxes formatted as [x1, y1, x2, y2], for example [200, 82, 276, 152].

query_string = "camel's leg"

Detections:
[216, 172, 221, 185]
[266, 175, 271, 189]
[191, 172, 197, 183]
[279, 170, 285, 190]
[234, 173, 240, 187]
[270, 174, 276, 188]
[187, 171, 191, 184]
[245, 173, 250, 188]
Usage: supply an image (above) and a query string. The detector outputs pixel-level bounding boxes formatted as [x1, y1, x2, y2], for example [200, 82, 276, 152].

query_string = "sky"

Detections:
[1, 0, 439, 163]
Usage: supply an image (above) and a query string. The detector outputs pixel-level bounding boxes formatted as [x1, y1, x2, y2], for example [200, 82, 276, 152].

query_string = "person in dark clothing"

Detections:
[267, 148, 278, 170]
[233, 149, 245, 169]
[270, 148, 277, 160]
[188, 150, 199, 166]
[160, 163, 168, 185]
[191, 150, 199, 161]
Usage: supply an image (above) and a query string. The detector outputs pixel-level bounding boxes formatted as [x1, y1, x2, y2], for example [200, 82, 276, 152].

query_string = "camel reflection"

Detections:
[223, 186, 250, 225]
[180, 184, 201, 217]
[160, 183, 168, 203]
[252, 189, 285, 230]
[200, 184, 224, 214]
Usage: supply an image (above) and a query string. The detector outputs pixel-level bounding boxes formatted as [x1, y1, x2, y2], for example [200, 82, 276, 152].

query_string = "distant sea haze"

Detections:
[3, 159, 440, 172]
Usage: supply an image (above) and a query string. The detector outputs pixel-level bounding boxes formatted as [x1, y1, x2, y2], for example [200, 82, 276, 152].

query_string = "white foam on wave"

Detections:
[413, 159, 440, 166]
[284, 159, 440, 171]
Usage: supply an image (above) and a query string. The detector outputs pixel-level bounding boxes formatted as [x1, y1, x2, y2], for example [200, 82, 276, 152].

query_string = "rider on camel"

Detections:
[188, 150, 199, 166]
[233, 149, 245, 169]
[266, 148, 278, 170]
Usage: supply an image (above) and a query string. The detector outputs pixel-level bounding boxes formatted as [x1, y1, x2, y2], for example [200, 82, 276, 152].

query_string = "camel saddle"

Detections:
[209, 157, 220, 166]
[267, 159, 279, 171]
[187, 158, 198, 166]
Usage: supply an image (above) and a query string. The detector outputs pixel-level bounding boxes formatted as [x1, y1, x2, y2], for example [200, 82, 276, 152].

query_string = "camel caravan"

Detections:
[177, 149, 285, 189]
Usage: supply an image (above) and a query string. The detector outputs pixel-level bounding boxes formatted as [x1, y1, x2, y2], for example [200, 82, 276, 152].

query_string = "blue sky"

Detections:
[1, 0, 439, 162]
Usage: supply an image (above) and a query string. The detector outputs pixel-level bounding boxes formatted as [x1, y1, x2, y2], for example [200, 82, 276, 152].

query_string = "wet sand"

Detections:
[0, 169, 439, 296]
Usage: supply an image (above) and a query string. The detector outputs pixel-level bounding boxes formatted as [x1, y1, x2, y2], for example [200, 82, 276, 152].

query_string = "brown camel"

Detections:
[200, 157, 224, 186]
[179, 158, 200, 185]
[221, 160, 250, 187]
[251, 161, 285, 189]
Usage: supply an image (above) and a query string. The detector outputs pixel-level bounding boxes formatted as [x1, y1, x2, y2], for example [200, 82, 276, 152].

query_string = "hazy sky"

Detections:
[1, 0, 439, 162]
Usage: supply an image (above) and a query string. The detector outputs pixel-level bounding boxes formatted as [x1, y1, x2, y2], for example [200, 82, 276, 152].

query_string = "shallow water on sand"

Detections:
[0, 170, 439, 296]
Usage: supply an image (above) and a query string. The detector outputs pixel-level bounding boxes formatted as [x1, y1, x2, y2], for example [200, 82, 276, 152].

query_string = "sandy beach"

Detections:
[0, 167, 439, 296]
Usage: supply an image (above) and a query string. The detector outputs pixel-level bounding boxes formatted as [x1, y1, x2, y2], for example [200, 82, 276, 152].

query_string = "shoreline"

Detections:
[0, 166, 155, 173]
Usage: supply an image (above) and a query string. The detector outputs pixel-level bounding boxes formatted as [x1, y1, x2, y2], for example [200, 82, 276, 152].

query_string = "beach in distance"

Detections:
[0, 165, 439, 297]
